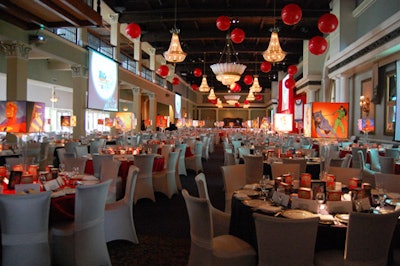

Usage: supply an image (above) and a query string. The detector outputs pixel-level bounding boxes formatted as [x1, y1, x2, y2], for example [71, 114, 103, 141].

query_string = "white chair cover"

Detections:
[282, 158, 307, 175]
[328, 166, 362, 187]
[0, 192, 52, 266]
[220, 164, 246, 213]
[105, 165, 140, 243]
[100, 159, 122, 203]
[195, 173, 230, 236]
[357, 150, 376, 187]
[375, 173, 400, 193]
[379, 156, 395, 174]
[63, 157, 87, 174]
[133, 154, 156, 204]
[185, 141, 203, 174]
[91, 154, 113, 178]
[369, 148, 381, 172]
[253, 213, 319, 266]
[51, 180, 112, 266]
[74, 145, 89, 158]
[243, 154, 264, 183]
[152, 151, 179, 199]
[176, 143, 188, 176]
[270, 162, 301, 180]
[182, 189, 256, 266]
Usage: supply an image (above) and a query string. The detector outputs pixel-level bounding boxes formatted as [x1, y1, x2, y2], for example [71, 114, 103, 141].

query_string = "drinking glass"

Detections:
[59, 163, 65, 173]
[315, 192, 326, 214]
[376, 185, 387, 209]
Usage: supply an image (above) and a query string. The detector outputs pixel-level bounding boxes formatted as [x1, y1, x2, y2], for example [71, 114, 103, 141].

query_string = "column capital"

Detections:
[71, 64, 88, 78]
[148, 93, 155, 100]
[132, 87, 141, 94]
[0, 40, 31, 59]
[108, 13, 119, 23]
[148, 47, 156, 55]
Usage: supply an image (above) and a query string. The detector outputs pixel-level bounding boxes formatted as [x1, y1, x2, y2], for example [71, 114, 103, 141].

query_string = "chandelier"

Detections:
[246, 90, 255, 101]
[50, 88, 59, 103]
[211, 35, 246, 86]
[262, 0, 286, 63]
[224, 94, 241, 105]
[207, 88, 217, 100]
[249, 75, 262, 93]
[163, 0, 186, 63]
[199, 53, 211, 92]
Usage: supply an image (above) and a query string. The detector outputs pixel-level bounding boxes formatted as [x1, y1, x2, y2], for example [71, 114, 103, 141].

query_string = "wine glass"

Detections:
[315, 192, 326, 214]
[59, 163, 65, 174]
[376, 185, 387, 210]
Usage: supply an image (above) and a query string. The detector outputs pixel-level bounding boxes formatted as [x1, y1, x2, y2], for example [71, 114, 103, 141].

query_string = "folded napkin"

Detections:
[256, 203, 282, 213]
[243, 183, 260, 190]
[318, 214, 335, 222]
[234, 193, 250, 200]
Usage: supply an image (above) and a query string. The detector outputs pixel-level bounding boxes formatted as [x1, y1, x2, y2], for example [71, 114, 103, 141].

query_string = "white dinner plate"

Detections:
[236, 189, 259, 197]
[243, 199, 264, 208]
[281, 209, 316, 219]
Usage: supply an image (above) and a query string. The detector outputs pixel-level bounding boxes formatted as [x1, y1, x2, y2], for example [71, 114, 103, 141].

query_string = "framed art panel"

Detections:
[385, 71, 396, 135]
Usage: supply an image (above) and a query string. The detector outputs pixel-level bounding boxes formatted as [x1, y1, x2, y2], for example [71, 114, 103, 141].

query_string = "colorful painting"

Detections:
[274, 113, 293, 132]
[311, 102, 349, 139]
[0, 101, 27, 133]
[115, 112, 134, 130]
[27, 102, 45, 133]
[303, 103, 312, 137]
[358, 118, 375, 133]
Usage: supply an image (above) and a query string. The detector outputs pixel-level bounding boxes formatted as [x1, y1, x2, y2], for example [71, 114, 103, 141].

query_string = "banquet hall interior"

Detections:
[1, 0, 400, 265]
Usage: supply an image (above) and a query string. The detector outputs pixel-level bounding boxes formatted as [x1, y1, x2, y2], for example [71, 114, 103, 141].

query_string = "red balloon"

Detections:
[243, 100, 250, 105]
[287, 65, 298, 75]
[243, 75, 253, 85]
[235, 102, 241, 107]
[216, 16, 231, 31]
[230, 28, 245, 44]
[308, 36, 328, 55]
[255, 94, 263, 101]
[318, 13, 339, 34]
[125, 23, 141, 39]
[285, 77, 296, 89]
[281, 4, 302, 26]
[260, 61, 272, 73]
[230, 83, 242, 92]
[157, 65, 169, 77]
[172, 77, 180, 85]
[193, 68, 202, 77]
[210, 99, 218, 104]
[191, 84, 198, 91]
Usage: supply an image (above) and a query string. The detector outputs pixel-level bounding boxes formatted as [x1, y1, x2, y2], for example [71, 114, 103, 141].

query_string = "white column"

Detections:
[132, 87, 141, 133]
[109, 13, 121, 62]
[71, 64, 88, 139]
[148, 93, 156, 131]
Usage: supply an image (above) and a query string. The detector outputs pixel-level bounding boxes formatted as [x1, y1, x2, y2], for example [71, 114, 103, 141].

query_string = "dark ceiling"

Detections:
[103, 0, 332, 91]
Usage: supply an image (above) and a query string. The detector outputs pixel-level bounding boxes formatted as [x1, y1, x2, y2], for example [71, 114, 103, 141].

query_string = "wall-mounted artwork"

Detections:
[311, 102, 349, 139]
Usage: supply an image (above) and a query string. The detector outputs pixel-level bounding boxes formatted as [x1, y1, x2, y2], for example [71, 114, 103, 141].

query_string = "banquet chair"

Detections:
[152, 151, 179, 199]
[25, 142, 41, 164]
[92, 153, 113, 178]
[185, 137, 197, 154]
[74, 145, 89, 158]
[374, 173, 400, 193]
[175, 143, 187, 176]
[379, 155, 395, 174]
[202, 135, 211, 160]
[351, 147, 367, 169]
[195, 173, 230, 236]
[0, 191, 52, 266]
[182, 189, 257, 266]
[357, 150, 376, 187]
[143, 143, 159, 154]
[369, 148, 381, 172]
[270, 162, 301, 180]
[231, 140, 242, 159]
[63, 157, 87, 174]
[385, 148, 400, 159]
[243, 154, 264, 183]
[282, 158, 307, 175]
[64, 142, 80, 155]
[173, 148, 183, 190]
[328, 166, 361, 187]
[238, 147, 251, 162]
[100, 159, 122, 203]
[89, 139, 104, 154]
[221, 164, 246, 213]
[38, 142, 50, 170]
[185, 141, 203, 174]
[51, 180, 112, 266]
[160, 144, 174, 169]
[223, 148, 236, 166]
[298, 148, 316, 158]
[134, 153, 156, 204]
[341, 153, 352, 168]
[253, 213, 319, 266]
[315, 210, 400, 266]
[105, 165, 139, 243]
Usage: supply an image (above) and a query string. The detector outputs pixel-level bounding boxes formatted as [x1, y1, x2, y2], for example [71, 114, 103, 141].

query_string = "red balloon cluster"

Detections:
[243, 100, 250, 105]
[281, 4, 302, 26]
[260, 61, 272, 73]
[243, 75, 253, 85]
[235, 102, 241, 107]
[230, 83, 242, 93]
[216, 16, 231, 31]
[318, 13, 338, 34]
[255, 94, 263, 101]
[193, 68, 202, 77]
[191, 84, 198, 91]
[125, 23, 141, 39]
[285, 77, 296, 90]
[157, 65, 169, 77]
[287, 65, 298, 75]
[230, 28, 245, 44]
[308, 36, 328, 56]
[172, 77, 180, 85]
[209, 99, 218, 104]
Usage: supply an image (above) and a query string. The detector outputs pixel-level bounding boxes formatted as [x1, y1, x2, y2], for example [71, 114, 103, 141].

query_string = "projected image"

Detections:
[0, 101, 27, 133]
[358, 118, 375, 133]
[88, 49, 118, 111]
[28, 102, 45, 133]
[274, 113, 293, 132]
[311, 102, 349, 138]
[175, 93, 182, 118]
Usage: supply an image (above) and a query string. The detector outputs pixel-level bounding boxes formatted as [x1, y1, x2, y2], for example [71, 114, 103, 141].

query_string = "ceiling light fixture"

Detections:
[163, 0, 186, 63]
[246, 90, 255, 101]
[207, 88, 217, 100]
[211, 35, 246, 86]
[50, 88, 59, 103]
[249, 75, 262, 93]
[224, 94, 241, 105]
[199, 52, 211, 92]
[262, 0, 286, 63]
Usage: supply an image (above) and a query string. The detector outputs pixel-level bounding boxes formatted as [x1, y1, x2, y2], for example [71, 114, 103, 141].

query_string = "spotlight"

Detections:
[29, 34, 47, 45]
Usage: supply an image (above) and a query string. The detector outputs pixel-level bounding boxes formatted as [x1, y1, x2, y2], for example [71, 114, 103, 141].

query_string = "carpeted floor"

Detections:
[108, 143, 226, 265]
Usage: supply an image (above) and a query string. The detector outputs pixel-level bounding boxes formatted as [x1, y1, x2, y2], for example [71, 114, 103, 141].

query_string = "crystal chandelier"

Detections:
[249, 75, 262, 93]
[163, 0, 186, 63]
[224, 94, 241, 105]
[207, 88, 217, 100]
[246, 90, 255, 101]
[199, 53, 211, 92]
[262, 30, 286, 63]
[211, 35, 246, 86]
[50, 88, 59, 103]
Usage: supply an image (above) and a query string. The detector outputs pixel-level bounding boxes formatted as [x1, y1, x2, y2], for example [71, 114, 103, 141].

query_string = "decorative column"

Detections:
[148, 93, 156, 131]
[132, 87, 142, 132]
[334, 75, 348, 103]
[71, 64, 88, 139]
[0, 40, 31, 101]
[109, 13, 121, 62]
[305, 87, 318, 103]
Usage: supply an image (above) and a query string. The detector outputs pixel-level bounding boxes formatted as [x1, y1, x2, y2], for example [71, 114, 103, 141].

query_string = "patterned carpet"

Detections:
[108, 142, 226, 265]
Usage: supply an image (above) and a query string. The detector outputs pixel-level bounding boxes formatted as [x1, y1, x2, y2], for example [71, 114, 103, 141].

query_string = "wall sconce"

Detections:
[359, 95, 370, 115]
